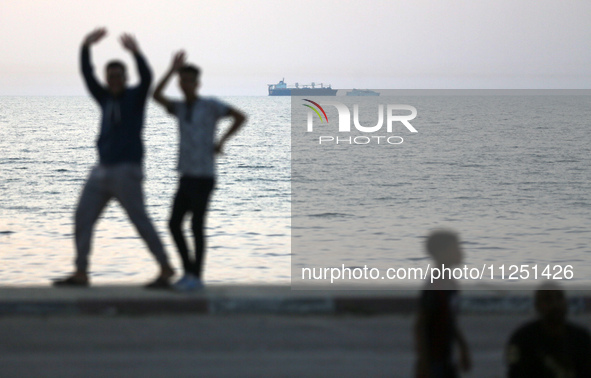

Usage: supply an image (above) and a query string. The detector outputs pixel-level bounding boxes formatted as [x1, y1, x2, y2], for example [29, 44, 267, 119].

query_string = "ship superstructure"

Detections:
[268, 79, 337, 96]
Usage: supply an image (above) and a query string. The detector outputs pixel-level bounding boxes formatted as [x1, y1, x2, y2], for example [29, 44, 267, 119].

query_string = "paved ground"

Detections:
[1, 313, 590, 377]
[1, 285, 590, 377]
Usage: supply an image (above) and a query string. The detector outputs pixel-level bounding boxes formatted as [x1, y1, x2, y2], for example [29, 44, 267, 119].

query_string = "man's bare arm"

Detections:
[455, 325, 472, 373]
[215, 108, 247, 155]
[153, 51, 186, 113]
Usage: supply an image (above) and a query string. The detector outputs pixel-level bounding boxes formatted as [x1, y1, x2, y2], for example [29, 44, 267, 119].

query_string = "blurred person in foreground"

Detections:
[506, 282, 591, 377]
[53, 28, 174, 288]
[414, 230, 472, 378]
[153, 51, 246, 291]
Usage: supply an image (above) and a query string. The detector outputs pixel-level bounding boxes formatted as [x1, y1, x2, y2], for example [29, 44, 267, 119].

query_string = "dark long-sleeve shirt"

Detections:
[80, 46, 152, 165]
[506, 320, 591, 377]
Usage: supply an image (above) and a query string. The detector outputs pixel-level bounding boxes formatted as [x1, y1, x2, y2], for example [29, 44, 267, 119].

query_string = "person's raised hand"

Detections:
[171, 51, 186, 71]
[83, 27, 107, 46]
[120, 33, 139, 53]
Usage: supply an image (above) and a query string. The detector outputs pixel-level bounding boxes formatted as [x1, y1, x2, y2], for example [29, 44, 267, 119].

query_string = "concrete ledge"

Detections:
[334, 297, 417, 315]
[77, 298, 209, 315]
[210, 297, 334, 315]
[0, 285, 589, 316]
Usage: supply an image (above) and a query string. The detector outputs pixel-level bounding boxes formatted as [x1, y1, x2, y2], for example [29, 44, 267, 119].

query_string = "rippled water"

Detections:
[2, 95, 591, 287]
[291, 95, 591, 288]
[0, 96, 291, 285]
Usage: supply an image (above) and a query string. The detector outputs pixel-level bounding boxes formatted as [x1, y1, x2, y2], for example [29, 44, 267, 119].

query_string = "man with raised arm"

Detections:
[53, 28, 174, 288]
[153, 51, 246, 290]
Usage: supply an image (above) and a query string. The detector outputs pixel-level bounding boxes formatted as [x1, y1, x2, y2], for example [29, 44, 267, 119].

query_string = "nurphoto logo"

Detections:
[302, 99, 418, 145]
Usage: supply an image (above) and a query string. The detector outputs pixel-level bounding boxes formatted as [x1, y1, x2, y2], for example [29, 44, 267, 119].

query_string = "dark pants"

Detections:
[169, 176, 215, 277]
[429, 362, 458, 378]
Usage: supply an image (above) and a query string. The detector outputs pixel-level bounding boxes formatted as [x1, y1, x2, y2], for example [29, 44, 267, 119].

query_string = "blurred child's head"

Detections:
[426, 230, 463, 266]
[178, 64, 201, 97]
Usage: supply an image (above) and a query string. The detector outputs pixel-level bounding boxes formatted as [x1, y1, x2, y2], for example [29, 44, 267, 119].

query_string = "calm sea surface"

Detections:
[1, 95, 591, 286]
[0, 96, 291, 285]
[291, 94, 591, 289]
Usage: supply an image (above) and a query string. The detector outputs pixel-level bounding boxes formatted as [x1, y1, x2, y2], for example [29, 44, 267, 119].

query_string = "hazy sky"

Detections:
[2, 0, 591, 95]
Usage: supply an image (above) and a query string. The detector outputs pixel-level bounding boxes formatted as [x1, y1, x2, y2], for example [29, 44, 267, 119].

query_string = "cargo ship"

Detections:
[268, 79, 337, 96]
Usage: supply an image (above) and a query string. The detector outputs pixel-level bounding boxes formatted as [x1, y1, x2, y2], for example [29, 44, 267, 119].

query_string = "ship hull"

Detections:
[346, 89, 380, 96]
[269, 88, 337, 96]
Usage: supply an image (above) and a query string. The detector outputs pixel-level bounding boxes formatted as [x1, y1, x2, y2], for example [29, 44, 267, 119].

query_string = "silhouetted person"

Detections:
[153, 51, 246, 290]
[414, 230, 472, 378]
[506, 283, 591, 377]
[53, 28, 174, 288]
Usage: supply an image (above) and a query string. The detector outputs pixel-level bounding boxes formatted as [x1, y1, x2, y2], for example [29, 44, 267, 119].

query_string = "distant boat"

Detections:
[268, 79, 337, 96]
[346, 89, 380, 96]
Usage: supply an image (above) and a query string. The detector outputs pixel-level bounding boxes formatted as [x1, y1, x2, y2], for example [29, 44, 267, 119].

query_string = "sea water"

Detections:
[0, 96, 291, 285]
[291, 94, 591, 289]
[1, 95, 590, 286]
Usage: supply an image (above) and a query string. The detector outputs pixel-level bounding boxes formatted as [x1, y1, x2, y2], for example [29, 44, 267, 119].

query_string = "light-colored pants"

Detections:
[74, 164, 169, 272]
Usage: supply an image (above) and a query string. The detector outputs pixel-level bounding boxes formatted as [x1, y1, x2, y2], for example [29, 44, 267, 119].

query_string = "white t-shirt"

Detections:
[170, 98, 229, 177]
